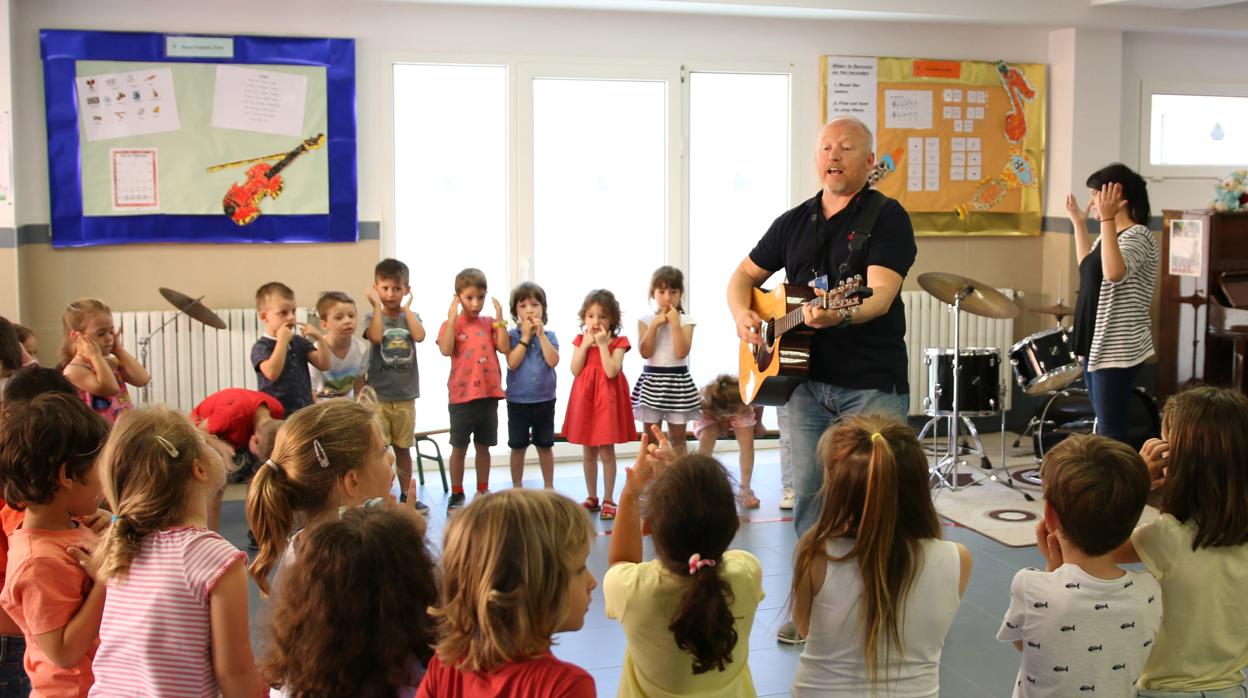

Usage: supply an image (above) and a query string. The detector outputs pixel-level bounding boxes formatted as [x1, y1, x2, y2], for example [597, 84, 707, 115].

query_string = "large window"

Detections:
[393, 64, 508, 429]
[1142, 82, 1248, 177]
[391, 62, 791, 438]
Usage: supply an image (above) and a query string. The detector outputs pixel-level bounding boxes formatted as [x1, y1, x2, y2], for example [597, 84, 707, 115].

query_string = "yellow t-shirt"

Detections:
[604, 550, 763, 698]
[1132, 513, 1248, 691]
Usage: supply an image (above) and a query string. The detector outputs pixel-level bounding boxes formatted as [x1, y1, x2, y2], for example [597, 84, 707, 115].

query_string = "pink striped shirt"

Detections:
[89, 527, 245, 698]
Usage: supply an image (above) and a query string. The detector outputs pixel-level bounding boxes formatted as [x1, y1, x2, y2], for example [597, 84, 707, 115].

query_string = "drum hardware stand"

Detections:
[136, 304, 201, 406]
[929, 286, 972, 494]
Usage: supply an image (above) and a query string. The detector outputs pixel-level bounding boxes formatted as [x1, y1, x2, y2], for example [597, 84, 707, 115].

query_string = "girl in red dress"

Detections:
[563, 289, 637, 520]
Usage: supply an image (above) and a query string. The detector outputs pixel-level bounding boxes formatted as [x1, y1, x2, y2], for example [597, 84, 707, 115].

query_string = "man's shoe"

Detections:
[776, 620, 805, 645]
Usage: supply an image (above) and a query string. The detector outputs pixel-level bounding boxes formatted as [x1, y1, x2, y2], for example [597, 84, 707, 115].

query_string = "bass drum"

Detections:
[1032, 387, 1161, 459]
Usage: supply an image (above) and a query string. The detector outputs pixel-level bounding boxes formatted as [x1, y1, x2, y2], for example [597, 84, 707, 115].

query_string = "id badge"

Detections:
[808, 274, 830, 291]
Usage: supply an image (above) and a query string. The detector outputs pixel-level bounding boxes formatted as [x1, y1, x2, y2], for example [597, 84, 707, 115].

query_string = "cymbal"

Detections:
[917, 272, 1020, 320]
[159, 288, 227, 330]
[1032, 303, 1076, 317]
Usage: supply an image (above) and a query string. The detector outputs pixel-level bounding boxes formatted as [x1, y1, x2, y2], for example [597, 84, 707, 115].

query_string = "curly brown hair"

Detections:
[262, 507, 439, 696]
[699, 375, 751, 420]
[577, 289, 622, 336]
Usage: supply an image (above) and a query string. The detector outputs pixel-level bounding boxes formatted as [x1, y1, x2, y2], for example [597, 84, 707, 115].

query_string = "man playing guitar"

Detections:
[726, 116, 917, 641]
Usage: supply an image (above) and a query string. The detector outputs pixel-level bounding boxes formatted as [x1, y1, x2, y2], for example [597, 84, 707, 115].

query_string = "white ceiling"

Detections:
[396, 0, 1248, 34]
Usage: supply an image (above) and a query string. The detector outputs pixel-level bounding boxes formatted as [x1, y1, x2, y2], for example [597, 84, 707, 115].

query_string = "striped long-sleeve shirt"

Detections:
[1088, 224, 1158, 371]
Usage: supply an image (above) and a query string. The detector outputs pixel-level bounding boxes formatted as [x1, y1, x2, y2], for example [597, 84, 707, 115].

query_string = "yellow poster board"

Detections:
[821, 56, 1046, 236]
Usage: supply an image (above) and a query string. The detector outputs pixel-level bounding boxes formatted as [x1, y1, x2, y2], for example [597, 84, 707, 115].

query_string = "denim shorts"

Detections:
[0, 634, 30, 697]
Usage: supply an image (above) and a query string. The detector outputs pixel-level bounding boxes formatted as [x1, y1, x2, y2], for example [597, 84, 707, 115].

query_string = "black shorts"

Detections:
[448, 398, 500, 448]
[507, 399, 557, 449]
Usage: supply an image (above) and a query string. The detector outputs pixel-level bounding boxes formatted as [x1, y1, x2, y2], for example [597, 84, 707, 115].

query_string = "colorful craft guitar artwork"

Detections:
[209, 134, 325, 226]
[997, 60, 1035, 145]
[868, 147, 904, 187]
[954, 149, 1037, 220]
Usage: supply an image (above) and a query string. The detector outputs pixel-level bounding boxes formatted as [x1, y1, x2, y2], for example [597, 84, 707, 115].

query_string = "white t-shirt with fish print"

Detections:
[997, 564, 1161, 697]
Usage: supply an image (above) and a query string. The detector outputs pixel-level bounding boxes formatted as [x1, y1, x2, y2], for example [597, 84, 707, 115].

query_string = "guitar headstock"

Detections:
[818, 275, 873, 310]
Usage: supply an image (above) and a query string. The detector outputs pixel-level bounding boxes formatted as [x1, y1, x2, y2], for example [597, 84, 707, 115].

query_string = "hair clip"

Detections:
[265, 458, 281, 473]
[110, 514, 120, 524]
[363, 497, 385, 509]
[313, 439, 330, 468]
[688, 553, 717, 575]
[337, 505, 349, 520]
[154, 435, 179, 458]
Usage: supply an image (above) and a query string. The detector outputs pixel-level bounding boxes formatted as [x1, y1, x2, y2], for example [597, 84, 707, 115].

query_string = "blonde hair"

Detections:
[432, 489, 594, 673]
[94, 406, 207, 582]
[245, 400, 380, 594]
[791, 415, 940, 686]
[59, 297, 112, 367]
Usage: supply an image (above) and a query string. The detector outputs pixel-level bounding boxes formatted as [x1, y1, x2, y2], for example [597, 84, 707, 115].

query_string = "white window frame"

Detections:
[1139, 80, 1248, 178]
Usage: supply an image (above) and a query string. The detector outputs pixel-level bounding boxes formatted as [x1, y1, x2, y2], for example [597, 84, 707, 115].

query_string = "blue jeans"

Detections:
[0, 634, 30, 698]
[784, 381, 909, 536]
[1083, 359, 1142, 444]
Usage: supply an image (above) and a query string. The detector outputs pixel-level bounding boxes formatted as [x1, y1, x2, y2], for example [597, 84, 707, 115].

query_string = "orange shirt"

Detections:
[0, 524, 98, 697]
[0, 505, 26, 637]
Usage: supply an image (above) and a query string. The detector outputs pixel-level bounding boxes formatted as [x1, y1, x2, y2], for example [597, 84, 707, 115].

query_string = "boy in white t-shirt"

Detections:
[998, 434, 1161, 698]
[310, 291, 370, 401]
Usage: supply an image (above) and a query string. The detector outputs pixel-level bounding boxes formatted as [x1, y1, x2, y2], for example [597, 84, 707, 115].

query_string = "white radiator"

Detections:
[901, 289, 1016, 416]
[113, 307, 311, 411]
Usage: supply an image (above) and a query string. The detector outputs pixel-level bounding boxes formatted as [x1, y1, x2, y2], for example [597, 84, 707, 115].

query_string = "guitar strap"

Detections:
[809, 188, 889, 286]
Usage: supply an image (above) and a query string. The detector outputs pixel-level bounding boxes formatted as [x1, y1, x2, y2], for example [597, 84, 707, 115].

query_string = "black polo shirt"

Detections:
[748, 186, 916, 393]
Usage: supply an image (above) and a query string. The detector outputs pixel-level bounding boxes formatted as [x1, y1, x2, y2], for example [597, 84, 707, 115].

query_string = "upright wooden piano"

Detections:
[1158, 209, 1248, 399]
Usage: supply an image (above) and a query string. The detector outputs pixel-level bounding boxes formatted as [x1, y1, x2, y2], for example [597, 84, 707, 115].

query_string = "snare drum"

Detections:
[1009, 328, 1082, 395]
[924, 347, 1001, 416]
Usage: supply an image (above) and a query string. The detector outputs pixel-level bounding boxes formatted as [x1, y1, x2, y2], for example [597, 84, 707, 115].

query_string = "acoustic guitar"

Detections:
[739, 276, 872, 405]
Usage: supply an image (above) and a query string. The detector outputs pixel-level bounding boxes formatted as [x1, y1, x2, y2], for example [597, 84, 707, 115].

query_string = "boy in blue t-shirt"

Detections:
[502, 282, 560, 489]
[251, 282, 329, 416]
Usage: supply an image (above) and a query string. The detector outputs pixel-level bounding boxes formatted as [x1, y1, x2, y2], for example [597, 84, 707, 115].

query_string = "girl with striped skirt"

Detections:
[634, 266, 701, 455]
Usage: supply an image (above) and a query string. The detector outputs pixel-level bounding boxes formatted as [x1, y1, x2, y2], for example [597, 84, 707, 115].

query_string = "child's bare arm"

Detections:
[569, 334, 592, 376]
[210, 561, 265, 697]
[536, 326, 559, 368]
[365, 290, 385, 344]
[403, 294, 426, 342]
[637, 318, 660, 359]
[437, 296, 459, 357]
[65, 333, 121, 397]
[33, 581, 106, 669]
[111, 327, 150, 387]
[258, 326, 292, 381]
[303, 325, 332, 372]
[601, 346, 626, 379]
[671, 314, 694, 360]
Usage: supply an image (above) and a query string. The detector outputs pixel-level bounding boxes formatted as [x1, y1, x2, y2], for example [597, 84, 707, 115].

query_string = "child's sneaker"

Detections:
[599, 500, 617, 520]
[447, 491, 466, 511]
[779, 487, 795, 510]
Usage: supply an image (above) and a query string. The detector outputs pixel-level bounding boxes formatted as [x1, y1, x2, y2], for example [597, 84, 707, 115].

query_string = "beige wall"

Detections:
[18, 239, 380, 356]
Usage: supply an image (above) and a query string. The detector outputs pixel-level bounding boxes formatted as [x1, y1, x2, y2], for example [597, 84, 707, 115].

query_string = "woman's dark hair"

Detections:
[2, 366, 76, 403]
[1086, 163, 1151, 227]
[262, 508, 439, 696]
[0, 317, 22, 373]
[577, 289, 623, 337]
[649, 266, 686, 312]
[0, 393, 109, 508]
[1159, 386, 1248, 549]
[509, 282, 549, 324]
[644, 454, 740, 674]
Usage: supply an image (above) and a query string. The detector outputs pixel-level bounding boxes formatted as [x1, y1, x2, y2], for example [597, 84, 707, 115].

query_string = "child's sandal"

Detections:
[599, 500, 617, 520]
[582, 496, 601, 512]
[738, 488, 761, 509]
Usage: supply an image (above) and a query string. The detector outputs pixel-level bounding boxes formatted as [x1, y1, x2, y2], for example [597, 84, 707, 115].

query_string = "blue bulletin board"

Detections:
[40, 29, 357, 247]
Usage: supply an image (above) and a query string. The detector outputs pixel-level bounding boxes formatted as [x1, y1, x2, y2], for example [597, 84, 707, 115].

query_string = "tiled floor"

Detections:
[227, 442, 1044, 697]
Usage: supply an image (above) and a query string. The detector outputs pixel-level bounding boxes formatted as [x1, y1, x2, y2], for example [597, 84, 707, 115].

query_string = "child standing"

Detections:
[564, 289, 636, 520]
[60, 297, 150, 422]
[89, 407, 263, 696]
[418, 489, 597, 698]
[689, 374, 760, 508]
[1111, 386, 1248, 696]
[252, 282, 330, 417]
[790, 416, 972, 696]
[246, 400, 397, 595]
[999, 434, 1160, 697]
[0, 393, 110, 696]
[437, 268, 507, 510]
[365, 258, 426, 506]
[606, 431, 764, 696]
[504, 282, 560, 489]
[310, 291, 370, 401]
[263, 508, 438, 696]
[633, 266, 700, 455]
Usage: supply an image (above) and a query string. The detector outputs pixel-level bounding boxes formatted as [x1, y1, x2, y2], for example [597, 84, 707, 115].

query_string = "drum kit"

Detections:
[135, 288, 227, 403]
[916, 272, 1089, 498]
